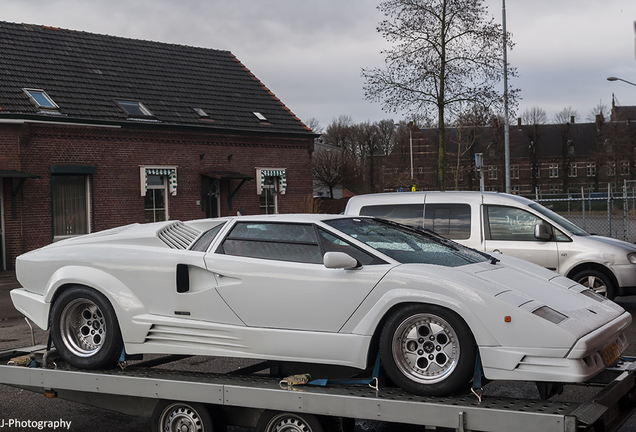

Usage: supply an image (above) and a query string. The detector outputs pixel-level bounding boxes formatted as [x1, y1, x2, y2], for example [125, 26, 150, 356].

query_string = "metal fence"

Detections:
[531, 181, 636, 243]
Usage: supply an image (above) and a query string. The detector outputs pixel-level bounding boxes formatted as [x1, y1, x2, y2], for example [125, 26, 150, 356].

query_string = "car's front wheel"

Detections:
[50, 286, 123, 369]
[380, 304, 475, 396]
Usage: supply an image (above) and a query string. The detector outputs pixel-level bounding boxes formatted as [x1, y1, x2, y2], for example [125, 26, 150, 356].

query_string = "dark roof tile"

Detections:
[0, 21, 314, 136]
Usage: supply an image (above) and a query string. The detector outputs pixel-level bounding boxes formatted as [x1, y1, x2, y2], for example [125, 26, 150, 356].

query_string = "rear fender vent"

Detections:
[158, 222, 201, 249]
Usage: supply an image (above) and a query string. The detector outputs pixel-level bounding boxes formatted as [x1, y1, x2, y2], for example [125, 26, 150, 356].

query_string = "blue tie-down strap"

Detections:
[471, 350, 484, 403]
[307, 352, 381, 390]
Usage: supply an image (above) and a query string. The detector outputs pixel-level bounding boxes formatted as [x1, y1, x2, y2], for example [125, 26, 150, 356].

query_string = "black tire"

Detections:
[572, 269, 616, 300]
[50, 286, 124, 369]
[379, 304, 475, 396]
[152, 400, 224, 432]
[256, 410, 324, 432]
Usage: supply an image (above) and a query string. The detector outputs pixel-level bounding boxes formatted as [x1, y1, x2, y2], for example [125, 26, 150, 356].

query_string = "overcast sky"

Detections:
[3, 0, 636, 130]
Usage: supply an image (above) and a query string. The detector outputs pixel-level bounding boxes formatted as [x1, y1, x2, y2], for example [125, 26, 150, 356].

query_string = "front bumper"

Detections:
[9, 288, 49, 330]
[481, 311, 632, 382]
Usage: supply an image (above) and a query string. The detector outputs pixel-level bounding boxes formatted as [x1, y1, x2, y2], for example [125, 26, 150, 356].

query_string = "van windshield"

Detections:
[528, 203, 589, 236]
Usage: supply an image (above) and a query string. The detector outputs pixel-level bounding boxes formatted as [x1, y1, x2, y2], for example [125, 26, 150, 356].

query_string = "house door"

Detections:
[205, 179, 220, 218]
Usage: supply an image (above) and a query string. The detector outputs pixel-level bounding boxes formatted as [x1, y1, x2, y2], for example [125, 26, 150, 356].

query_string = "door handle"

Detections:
[492, 249, 503, 254]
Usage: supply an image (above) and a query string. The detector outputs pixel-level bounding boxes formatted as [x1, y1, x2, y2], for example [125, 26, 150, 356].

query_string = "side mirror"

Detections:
[323, 251, 360, 270]
[534, 223, 551, 241]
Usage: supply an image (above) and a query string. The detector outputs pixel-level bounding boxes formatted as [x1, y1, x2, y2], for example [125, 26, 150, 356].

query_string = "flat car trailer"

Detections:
[2, 345, 636, 432]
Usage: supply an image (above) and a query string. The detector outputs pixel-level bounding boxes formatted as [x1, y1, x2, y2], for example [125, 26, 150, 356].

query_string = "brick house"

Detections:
[0, 22, 317, 269]
[376, 112, 636, 196]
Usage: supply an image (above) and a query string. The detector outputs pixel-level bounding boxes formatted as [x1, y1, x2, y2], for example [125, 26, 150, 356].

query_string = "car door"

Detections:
[483, 205, 560, 271]
[206, 221, 393, 332]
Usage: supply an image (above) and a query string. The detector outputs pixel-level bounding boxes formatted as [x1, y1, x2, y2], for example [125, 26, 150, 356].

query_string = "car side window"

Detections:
[219, 222, 323, 264]
[317, 229, 384, 265]
[190, 223, 226, 252]
[359, 204, 423, 229]
[486, 206, 545, 241]
[423, 204, 471, 239]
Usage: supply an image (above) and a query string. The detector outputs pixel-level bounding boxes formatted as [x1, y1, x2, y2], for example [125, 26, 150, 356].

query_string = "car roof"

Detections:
[345, 191, 535, 213]
[187, 213, 365, 226]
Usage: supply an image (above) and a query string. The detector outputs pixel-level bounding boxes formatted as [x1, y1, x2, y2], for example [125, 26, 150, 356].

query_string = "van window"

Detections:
[424, 204, 471, 239]
[486, 206, 544, 241]
[359, 204, 423, 229]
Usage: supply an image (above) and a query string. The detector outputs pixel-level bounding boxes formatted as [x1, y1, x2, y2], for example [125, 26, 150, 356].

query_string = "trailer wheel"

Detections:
[50, 286, 123, 369]
[152, 400, 223, 432]
[256, 410, 324, 432]
[380, 304, 475, 396]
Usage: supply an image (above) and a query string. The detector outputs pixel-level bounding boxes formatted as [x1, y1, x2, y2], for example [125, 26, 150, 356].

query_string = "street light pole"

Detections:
[503, 0, 511, 194]
[607, 76, 636, 87]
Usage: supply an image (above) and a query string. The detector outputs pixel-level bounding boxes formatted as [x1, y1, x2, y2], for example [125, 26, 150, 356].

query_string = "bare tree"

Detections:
[521, 107, 548, 125]
[376, 119, 397, 155]
[587, 102, 610, 122]
[322, 115, 356, 154]
[304, 117, 323, 134]
[362, 0, 515, 191]
[554, 107, 579, 124]
[312, 144, 348, 199]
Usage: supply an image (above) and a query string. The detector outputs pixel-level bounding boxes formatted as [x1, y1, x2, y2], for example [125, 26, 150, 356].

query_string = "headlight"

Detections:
[628, 253, 636, 264]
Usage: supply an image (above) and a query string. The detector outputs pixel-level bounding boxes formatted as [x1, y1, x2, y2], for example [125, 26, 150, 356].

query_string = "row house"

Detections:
[376, 110, 636, 197]
[0, 22, 317, 269]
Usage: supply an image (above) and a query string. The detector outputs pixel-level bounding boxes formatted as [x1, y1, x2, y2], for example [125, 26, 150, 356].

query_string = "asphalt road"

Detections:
[2, 272, 636, 431]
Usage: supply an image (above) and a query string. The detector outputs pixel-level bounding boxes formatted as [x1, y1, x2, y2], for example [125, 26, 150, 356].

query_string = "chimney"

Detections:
[517, 117, 522, 130]
[596, 114, 604, 131]
[570, 116, 575, 124]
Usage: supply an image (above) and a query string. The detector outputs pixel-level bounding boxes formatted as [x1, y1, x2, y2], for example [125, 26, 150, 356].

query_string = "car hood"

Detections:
[573, 233, 636, 254]
[460, 256, 626, 337]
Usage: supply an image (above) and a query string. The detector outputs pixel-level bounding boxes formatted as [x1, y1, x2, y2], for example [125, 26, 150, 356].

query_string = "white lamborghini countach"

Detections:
[11, 214, 631, 396]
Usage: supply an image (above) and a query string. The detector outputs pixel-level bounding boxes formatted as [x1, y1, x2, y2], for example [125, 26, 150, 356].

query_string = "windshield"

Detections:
[324, 218, 488, 267]
[528, 203, 589, 236]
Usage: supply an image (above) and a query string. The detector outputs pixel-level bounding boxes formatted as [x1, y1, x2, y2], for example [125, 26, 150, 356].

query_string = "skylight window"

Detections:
[253, 112, 267, 121]
[24, 88, 58, 109]
[116, 100, 153, 117]
[193, 108, 209, 117]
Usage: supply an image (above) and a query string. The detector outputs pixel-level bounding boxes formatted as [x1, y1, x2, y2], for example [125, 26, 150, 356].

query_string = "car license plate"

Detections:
[601, 341, 621, 366]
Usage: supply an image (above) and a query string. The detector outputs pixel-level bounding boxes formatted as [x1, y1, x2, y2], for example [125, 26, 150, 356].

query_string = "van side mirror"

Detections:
[534, 223, 551, 241]
[323, 252, 360, 270]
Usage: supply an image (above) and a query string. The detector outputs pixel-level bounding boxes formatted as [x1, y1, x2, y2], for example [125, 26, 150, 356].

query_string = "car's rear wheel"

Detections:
[50, 286, 123, 369]
[572, 269, 616, 300]
[256, 411, 324, 432]
[380, 304, 475, 396]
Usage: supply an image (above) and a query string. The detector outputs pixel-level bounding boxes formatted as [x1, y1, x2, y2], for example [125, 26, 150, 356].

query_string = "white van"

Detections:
[344, 191, 636, 299]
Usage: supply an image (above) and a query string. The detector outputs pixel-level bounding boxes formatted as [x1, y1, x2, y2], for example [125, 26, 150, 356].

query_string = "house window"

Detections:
[51, 174, 91, 238]
[145, 175, 168, 222]
[260, 176, 278, 214]
[256, 168, 286, 215]
[549, 164, 559, 178]
[24, 88, 58, 109]
[417, 166, 424, 174]
[116, 100, 153, 117]
[488, 166, 498, 180]
[607, 161, 615, 176]
[549, 184, 560, 194]
[511, 165, 519, 179]
[621, 161, 630, 176]
[140, 166, 177, 222]
[587, 162, 596, 177]
[511, 185, 520, 195]
[568, 163, 577, 177]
